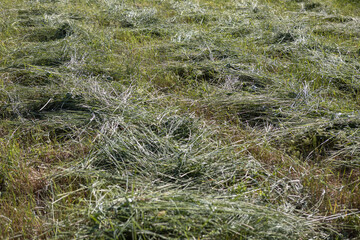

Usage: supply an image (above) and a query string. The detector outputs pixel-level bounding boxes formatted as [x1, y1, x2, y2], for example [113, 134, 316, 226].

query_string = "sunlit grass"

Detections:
[0, 0, 359, 238]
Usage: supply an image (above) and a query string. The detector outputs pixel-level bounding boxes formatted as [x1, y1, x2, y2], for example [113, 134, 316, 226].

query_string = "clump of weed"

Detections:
[284, 127, 339, 162]
[275, 117, 360, 168]
[1, 68, 59, 86]
[166, 62, 221, 84]
[304, 2, 322, 11]
[200, 94, 288, 127]
[0, 172, 5, 192]
[225, 74, 273, 92]
[25, 23, 73, 42]
[329, 77, 360, 97]
[323, 15, 353, 23]
[274, 32, 296, 44]
[7, 41, 71, 68]
[228, 26, 252, 38]
[17, 8, 55, 17]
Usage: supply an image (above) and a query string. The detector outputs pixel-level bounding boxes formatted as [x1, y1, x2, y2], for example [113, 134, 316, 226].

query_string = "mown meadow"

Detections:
[0, 0, 360, 239]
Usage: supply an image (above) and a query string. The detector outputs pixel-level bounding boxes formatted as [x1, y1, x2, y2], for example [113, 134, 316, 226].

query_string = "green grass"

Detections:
[0, 0, 360, 239]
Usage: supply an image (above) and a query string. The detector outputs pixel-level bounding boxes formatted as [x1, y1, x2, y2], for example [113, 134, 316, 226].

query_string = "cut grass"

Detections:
[0, 0, 360, 238]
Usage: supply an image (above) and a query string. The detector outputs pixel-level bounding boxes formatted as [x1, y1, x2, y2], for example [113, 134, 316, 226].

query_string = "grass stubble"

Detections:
[0, 0, 360, 239]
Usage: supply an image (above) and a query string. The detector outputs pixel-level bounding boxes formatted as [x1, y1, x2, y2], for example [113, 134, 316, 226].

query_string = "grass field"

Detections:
[0, 0, 360, 239]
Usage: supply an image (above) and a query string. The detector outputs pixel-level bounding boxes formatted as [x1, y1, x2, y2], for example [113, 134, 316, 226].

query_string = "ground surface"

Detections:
[0, 0, 360, 239]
